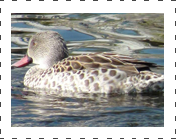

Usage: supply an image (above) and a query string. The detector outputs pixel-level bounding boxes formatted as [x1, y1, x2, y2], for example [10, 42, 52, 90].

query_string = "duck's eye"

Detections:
[31, 40, 37, 47]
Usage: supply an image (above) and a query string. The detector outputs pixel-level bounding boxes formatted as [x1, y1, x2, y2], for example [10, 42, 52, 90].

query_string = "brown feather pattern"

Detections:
[51, 52, 157, 77]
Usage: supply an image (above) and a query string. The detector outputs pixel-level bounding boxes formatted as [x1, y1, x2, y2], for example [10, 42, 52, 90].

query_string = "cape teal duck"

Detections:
[12, 31, 164, 94]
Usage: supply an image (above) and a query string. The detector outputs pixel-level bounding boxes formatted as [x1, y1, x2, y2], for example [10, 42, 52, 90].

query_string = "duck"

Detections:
[12, 31, 164, 94]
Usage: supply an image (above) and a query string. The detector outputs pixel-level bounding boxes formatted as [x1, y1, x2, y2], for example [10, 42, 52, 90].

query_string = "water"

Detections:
[11, 13, 164, 127]
[116, 28, 140, 36]
[53, 29, 95, 41]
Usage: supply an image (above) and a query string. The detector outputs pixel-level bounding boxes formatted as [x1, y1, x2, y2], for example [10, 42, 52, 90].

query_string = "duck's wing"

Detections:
[54, 52, 157, 76]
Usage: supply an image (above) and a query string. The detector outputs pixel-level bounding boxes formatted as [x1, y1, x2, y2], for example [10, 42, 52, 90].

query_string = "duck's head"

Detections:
[12, 31, 68, 69]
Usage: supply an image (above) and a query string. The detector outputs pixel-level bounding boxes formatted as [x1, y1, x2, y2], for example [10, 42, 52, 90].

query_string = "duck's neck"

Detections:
[38, 55, 68, 70]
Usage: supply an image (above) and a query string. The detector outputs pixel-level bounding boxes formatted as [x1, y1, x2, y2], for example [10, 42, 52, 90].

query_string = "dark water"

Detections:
[116, 28, 140, 36]
[11, 13, 164, 127]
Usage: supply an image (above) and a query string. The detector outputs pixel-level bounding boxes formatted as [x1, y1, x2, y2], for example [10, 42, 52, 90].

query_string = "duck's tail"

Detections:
[117, 71, 164, 94]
